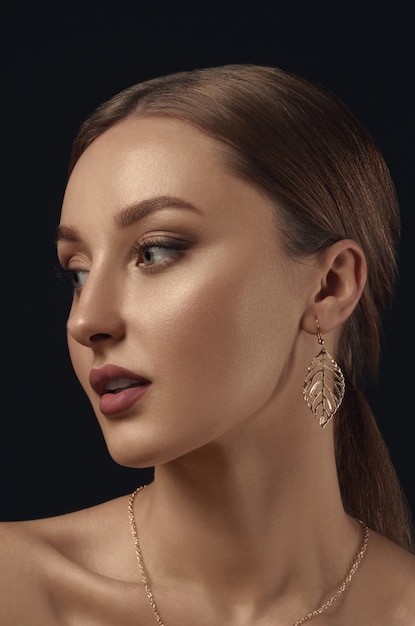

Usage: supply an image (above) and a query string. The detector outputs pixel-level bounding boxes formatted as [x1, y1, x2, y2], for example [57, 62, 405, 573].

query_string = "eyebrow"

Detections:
[115, 195, 202, 227]
[55, 224, 81, 243]
[55, 195, 202, 243]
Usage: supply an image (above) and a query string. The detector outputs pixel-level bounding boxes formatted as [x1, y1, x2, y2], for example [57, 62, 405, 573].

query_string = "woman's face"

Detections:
[57, 117, 314, 467]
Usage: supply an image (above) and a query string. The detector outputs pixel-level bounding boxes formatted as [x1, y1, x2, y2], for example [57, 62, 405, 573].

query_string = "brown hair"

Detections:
[68, 63, 413, 551]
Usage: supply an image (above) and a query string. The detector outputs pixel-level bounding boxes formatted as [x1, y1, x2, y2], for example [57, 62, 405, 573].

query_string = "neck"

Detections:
[133, 416, 359, 616]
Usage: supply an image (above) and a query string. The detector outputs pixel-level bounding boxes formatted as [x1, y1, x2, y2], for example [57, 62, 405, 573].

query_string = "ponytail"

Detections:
[335, 384, 414, 552]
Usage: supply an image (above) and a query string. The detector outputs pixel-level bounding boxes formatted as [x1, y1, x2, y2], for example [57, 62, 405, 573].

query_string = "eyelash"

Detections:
[55, 236, 189, 293]
[54, 264, 86, 292]
[132, 236, 189, 272]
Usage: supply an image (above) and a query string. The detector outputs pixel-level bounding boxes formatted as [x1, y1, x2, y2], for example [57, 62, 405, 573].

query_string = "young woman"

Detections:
[1, 64, 414, 625]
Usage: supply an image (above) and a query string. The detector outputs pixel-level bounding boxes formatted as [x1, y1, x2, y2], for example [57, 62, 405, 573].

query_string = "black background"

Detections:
[1, 3, 413, 522]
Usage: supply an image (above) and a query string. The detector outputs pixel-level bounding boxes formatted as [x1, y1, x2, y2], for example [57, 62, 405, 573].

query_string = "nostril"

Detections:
[67, 301, 126, 347]
[89, 333, 112, 343]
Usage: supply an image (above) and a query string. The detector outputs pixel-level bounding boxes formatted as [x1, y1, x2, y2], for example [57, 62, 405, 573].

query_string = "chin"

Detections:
[103, 434, 187, 469]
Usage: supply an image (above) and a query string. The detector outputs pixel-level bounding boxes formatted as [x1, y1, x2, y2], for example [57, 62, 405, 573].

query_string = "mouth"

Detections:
[105, 377, 147, 394]
[89, 365, 151, 397]
[89, 365, 152, 417]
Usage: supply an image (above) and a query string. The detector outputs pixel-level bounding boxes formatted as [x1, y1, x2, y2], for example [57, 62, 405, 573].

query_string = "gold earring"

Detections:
[303, 318, 345, 428]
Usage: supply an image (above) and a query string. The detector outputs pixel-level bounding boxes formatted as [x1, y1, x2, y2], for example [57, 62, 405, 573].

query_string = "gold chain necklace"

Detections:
[128, 486, 369, 625]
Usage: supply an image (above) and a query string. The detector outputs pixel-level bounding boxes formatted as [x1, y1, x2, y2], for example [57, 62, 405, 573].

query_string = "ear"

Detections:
[301, 239, 367, 335]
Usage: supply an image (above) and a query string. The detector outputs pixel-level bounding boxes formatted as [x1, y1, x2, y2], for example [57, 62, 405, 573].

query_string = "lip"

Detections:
[89, 364, 151, 416]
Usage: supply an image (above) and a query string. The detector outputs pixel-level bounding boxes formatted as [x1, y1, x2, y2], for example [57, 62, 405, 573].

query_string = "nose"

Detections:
[66, 270, 126, 348]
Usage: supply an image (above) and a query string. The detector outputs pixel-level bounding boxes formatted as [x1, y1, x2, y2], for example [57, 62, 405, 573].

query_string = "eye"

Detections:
[65, 269, 89, 290]
[141, 246, 178, 266]
[133, 237, 188, 271]
[54, 264, 89, 291]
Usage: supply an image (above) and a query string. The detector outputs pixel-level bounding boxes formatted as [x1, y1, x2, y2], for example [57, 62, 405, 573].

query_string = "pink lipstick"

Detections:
[89, 364, 151, 416]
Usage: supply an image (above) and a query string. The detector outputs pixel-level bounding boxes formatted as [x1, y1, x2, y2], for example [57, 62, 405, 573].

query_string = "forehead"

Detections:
[64, 116, 231, 201]
[60, 116, 279, 241]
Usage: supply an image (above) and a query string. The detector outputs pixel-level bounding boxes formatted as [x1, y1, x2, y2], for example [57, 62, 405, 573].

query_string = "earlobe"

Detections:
[302, 239, 367, 334]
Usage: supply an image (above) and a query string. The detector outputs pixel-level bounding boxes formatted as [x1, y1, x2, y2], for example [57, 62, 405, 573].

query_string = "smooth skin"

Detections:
[1, 117, 414, 625]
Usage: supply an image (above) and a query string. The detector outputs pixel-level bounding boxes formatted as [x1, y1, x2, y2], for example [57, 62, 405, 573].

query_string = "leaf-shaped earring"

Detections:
[303, 318, 345, 428]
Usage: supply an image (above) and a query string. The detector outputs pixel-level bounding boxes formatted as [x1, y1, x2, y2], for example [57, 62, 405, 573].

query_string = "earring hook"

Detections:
[315, 317, 324, 346]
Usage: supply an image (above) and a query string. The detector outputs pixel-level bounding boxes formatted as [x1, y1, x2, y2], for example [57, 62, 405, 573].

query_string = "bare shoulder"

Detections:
[0, 494, 130, 562]
[359, 530, 415, 624]
[0, 494, 142, 625]
[0, 518, 58, 625]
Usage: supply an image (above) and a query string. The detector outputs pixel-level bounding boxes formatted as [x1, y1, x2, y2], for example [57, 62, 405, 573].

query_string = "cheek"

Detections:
[135, 258, 297, 421]
[67, 334, 92, 395]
